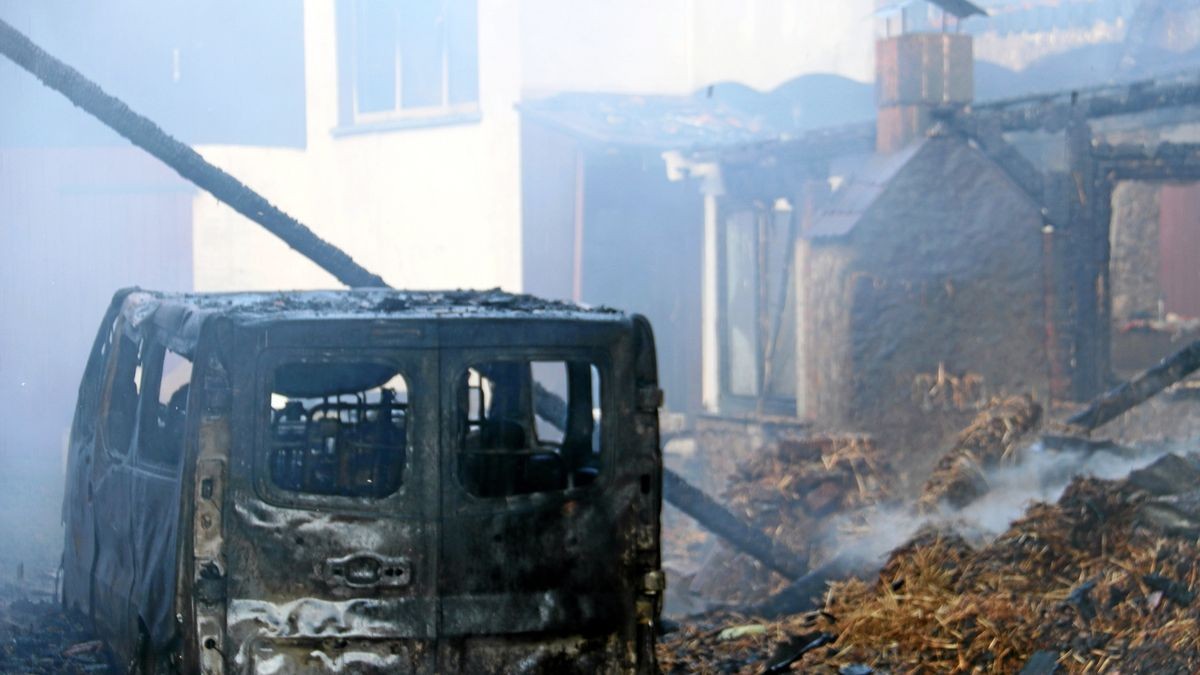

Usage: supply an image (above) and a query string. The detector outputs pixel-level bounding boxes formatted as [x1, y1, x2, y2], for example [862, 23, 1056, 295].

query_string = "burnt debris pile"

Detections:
[676, 397, 1043, 610]
[660, 452, 1200, 674]
[0, 584, 115, 674]
[687, 435, 897, 606]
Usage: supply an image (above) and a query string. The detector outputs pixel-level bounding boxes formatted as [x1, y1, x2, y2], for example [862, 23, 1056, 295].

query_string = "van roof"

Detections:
[113, 288, 626, 356]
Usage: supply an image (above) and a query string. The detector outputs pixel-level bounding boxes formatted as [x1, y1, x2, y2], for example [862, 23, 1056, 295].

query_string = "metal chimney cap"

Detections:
[874, 0, 986, 21]
[928, 0, 987, 19]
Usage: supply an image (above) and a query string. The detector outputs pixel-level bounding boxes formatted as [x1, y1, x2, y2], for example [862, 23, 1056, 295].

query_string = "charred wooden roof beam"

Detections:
[1092, 141, 1200, 181]
[966, 76, 1200, 133]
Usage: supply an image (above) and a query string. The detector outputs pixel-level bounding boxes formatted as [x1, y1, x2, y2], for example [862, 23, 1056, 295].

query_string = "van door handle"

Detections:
[324, 554, 411, 589]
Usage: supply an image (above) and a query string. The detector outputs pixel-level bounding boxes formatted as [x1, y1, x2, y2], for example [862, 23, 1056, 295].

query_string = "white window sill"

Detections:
[332, 109, 482, 137]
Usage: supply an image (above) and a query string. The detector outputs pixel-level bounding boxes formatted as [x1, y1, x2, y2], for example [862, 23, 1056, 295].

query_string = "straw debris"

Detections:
[919, 395, 1043, 510]
[659, 453, 1200, 674]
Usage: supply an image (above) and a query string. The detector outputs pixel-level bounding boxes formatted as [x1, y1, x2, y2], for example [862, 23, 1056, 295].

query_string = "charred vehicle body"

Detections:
[62, 287, 664, 673]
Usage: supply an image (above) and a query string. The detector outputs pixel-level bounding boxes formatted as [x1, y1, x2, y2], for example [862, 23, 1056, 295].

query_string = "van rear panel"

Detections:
[216, 316, 659, 673]
[63, 291, 661, 673]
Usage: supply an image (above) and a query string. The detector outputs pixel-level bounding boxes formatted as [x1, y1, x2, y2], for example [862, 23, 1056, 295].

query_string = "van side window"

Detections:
[267, 362, 408, 499]
[100, 331, 144, 456]
[137, 342, 193, 470]
[459, 360, 602, 498]
[72, 314, 122, 442]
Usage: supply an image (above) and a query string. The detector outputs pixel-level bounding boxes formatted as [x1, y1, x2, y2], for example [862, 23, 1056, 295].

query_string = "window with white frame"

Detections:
[337, 0, 480, 130]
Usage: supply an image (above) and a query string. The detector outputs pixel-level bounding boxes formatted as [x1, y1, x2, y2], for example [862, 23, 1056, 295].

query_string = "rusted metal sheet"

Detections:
[1159, 183, 1200, 319]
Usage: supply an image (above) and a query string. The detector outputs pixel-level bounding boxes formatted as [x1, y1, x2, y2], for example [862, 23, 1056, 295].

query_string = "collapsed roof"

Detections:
[110, 288, 623, 360]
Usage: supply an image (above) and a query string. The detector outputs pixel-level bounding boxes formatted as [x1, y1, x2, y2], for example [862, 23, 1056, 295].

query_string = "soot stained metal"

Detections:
[62, 288, 665, 673]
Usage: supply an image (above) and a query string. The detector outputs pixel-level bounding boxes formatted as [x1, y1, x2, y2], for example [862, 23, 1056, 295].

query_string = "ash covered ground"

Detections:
[0, 586, 115, 674]
[0, 456, 116, 674]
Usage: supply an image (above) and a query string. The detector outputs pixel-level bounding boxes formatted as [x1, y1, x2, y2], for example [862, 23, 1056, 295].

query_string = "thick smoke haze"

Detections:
[0, 0, 1176, 602]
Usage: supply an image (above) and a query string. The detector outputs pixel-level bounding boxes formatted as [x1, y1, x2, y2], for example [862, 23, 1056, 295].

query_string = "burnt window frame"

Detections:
[448, 349, 612, 504]
[252, 349, 419, 513]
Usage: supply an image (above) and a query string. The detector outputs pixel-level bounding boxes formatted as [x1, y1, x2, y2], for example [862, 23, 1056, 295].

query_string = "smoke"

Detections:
[955, 443, 1166, 533]
[823, 441, 1181, 572]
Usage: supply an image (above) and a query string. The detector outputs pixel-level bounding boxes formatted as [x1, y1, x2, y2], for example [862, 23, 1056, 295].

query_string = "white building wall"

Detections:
[191, 0, 875, 293]
[193, 0, 523, 292]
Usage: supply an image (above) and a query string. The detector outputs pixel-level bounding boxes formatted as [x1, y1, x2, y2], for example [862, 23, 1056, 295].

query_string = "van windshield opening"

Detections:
[267, 362, 408, 499]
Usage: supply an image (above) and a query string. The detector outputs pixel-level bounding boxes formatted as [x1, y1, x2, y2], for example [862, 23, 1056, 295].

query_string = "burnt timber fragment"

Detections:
[747, 552, 869, 618]
[1066, 337, 1200, 432]
[662, 469, 809, 581]
[760, 631, 837, 674]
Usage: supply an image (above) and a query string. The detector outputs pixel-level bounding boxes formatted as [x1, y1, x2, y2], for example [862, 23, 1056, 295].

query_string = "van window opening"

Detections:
[74, 316, 124, 442]
[459, 360, 602, 498]
[267, 362, 409, 498]
[101, 331, 145, 455]
[137, 344, 193, 469]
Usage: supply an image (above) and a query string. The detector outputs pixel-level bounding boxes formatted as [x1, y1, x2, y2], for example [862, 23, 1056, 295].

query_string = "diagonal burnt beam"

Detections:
[661, 469, 809, 580]
[0, 17, 387, 289]
[534, 383, 809, 580]
[1067, 337, 1200, 432]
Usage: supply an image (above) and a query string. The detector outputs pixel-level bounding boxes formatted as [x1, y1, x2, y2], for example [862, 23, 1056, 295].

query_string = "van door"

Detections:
[128, 336, 193, 651]
[89, 324, 145, 655]
[223, 340, 441, 673]
[437, 348, 632, 672]
[63, 302, 124, 618]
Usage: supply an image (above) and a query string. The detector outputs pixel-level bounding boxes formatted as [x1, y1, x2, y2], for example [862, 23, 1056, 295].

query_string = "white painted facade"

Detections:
[192, 0, 874, 293]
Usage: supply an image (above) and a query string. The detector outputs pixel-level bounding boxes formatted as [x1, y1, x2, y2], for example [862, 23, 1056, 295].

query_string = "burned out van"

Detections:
[61, 288, 664, 674]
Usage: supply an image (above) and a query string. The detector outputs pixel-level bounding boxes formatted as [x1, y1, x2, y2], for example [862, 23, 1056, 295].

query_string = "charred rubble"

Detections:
[659, 451, 1200, 674]
[660, 340, 1200, 673]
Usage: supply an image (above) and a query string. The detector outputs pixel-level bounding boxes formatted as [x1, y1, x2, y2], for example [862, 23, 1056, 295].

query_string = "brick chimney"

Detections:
[875, 29, 973, 154]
